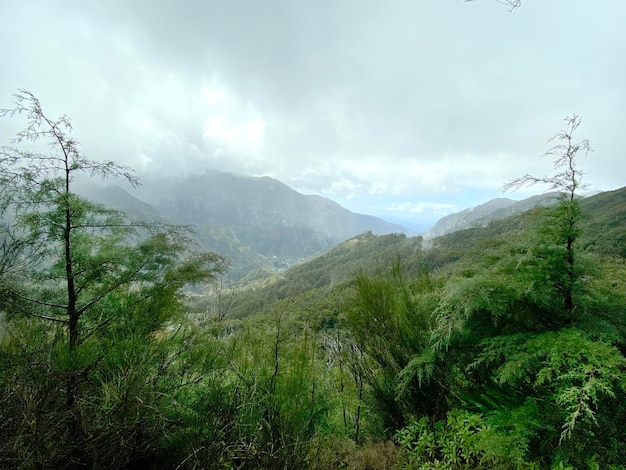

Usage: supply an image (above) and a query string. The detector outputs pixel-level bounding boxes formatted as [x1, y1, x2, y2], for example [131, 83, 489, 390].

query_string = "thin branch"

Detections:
[502, 114, 591, 198]
[70, 222, 155, 231]
[75, 262, 148, 317]
[82, 315, 117, 341]
[27, 312, 69, 324]
[11, 289, 68, 311]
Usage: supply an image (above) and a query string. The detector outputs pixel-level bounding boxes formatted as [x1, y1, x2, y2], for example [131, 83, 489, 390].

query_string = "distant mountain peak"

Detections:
[423, 193, 562, 239]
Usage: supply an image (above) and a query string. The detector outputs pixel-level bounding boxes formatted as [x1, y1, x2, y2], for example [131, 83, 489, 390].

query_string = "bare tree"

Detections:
[212, 273, 237, 321]
[503, 114, 591, 313]
[502, 114, 591, 202]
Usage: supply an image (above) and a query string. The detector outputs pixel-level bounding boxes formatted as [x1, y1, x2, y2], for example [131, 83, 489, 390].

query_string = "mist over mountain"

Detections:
[142, 170, 411, 238]
[73, 183, 162, 221]
[77, 170, 415, 278]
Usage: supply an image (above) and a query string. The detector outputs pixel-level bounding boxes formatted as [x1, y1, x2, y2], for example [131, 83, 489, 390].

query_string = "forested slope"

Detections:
[579, 186, 626, 256]
[224, 185, 626, 320]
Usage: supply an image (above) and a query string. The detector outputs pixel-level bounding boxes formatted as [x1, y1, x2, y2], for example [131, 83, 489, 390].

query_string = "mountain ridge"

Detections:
[423, 192, 566, 239]
[77, 169, 415, 278]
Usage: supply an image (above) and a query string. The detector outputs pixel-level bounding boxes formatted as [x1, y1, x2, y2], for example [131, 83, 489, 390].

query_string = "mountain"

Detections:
[138, 171, 413, 266]
[77, 170, 414, 278]
[423, 192, 563, 239]
[73, 182, 162, 221]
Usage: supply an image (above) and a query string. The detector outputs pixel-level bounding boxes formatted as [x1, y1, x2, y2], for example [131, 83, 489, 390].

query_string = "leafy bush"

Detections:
[395, 409, 532, 469]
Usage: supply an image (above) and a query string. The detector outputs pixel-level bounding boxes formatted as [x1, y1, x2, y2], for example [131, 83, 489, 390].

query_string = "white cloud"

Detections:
[321, 178, 362, 200]
[387, 201, 459, 216]
[368, 182, 388, 195]
[246, 120, 265, 150]
[203, 85, 227, 105]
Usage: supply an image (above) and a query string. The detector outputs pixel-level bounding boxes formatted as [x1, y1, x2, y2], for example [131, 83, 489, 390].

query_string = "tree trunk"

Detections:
[65, 202, 85, 467]
[564, 234, 574, 313]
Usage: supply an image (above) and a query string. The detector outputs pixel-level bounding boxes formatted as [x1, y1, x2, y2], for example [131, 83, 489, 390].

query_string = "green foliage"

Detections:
[309, 436, 399, 470]
[161, 311, 331, 469]
[342, 261, 450, 431]
[425, 219, 626, 464]
[579, 187, 626, 257]
[229, 232, 423, 319]
[475, 328, 626, 443]
[0, 284, 224, 468]
[395, 409, 532, 469]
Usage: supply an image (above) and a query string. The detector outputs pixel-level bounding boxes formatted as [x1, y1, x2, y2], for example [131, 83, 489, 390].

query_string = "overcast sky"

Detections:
[1, 0, 624, 230]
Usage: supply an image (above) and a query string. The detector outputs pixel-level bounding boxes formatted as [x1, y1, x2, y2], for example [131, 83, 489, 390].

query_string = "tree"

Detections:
[0, 90, 226, 467]
[421, 115, 626, 466]
[503, 114, 591, 313]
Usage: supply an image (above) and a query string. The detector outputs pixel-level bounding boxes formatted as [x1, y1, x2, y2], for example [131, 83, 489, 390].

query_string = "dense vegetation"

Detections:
[1, 95, 625, 469]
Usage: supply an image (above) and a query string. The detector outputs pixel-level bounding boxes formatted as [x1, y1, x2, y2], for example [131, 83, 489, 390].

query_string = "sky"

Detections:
[1, 0, 624, 231]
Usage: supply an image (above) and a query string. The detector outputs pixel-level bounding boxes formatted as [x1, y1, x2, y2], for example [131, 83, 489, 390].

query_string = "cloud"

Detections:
[1, 0, 625, 229]
[388, 202, 460, 216]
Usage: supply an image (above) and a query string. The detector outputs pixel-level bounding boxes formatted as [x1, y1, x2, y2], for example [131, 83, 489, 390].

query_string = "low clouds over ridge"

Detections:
[1, 0, 624, 230]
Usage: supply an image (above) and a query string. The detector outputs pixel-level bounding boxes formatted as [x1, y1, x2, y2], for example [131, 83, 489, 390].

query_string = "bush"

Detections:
[395, 409, 532, 469]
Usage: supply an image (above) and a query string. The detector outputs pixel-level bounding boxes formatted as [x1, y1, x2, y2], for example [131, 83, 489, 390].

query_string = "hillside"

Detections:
[225, 186, 626, 321]
[579, 186, 626, 257]
[223, 231, 423, 320]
